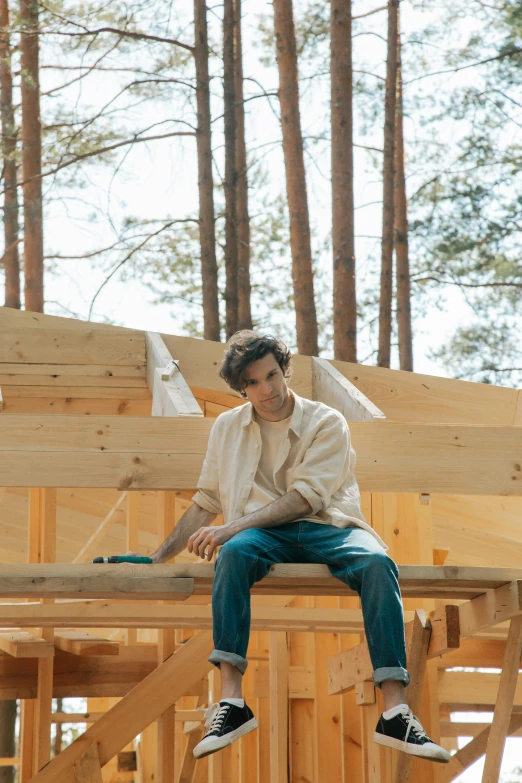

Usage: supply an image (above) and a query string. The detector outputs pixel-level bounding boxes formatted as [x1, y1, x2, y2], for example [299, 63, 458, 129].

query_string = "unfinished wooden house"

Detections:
[1, 306, 522, 783]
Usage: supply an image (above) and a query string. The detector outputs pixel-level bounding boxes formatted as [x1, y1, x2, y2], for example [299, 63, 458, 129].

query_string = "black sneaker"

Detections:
[374, 707, 450, 763]
[193, 701, 258, 759]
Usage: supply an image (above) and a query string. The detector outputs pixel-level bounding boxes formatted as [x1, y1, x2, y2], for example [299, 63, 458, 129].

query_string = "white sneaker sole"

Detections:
[374, 732, 451, 763]
[193, 718, 259, 759]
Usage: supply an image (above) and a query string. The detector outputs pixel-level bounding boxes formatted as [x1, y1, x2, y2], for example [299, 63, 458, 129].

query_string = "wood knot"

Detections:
[394, 528, 399, 535]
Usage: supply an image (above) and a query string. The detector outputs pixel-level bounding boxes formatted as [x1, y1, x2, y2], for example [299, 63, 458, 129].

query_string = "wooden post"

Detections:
[126, 492, 140, 646]
[19, 487, 41, 782]
[481, 615, 522, 783]
[393, 610, 431, 783]
[269, 632, 289, 783]
[33, 487, 56, 772]
[157, 491, 178, 782]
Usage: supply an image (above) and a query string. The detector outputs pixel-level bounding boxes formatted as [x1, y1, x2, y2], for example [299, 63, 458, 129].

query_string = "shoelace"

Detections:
[401, 708, 428, 745]
[204, 702, 230, 734]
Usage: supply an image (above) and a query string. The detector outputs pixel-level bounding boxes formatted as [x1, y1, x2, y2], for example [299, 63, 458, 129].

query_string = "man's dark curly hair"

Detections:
[220, 330, 292, 396]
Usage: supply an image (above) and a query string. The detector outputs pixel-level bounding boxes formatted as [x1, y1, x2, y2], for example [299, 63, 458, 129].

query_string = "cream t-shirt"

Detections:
[244, 412, 321, 524]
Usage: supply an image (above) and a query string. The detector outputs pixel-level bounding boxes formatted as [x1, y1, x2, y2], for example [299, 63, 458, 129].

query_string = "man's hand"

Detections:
[187, 525, 233, 561]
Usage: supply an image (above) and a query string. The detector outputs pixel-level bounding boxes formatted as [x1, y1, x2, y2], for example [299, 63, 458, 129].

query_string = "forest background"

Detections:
[1, 0, 522, 781]
[2, 0, 522, 384]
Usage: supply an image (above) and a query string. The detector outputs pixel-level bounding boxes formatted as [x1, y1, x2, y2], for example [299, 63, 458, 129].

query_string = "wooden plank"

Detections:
[330, 358, 519, 425]
[0, 563, 521, 601]
[146, 332, 203, 417]
[481, 616, 522, 783]
[0, 630, 54, 658]
[312, 357, 386, 421]
[0, 601, 369, 630]
[74, 742, 103, 783]
[393, 611, 431, 783]
[53, 631, 119, 657]
[0, 374, 146, 388]
[27, 631, 214, 783]
[0, 363, 146, 379]
[2, 416, 522, 494]
[0, 414, 213, 452]
[0, 308, 145, 365]
[2, 385, 150, 399]
[269, 632, 288, 783]
[328, 604, 459, 695]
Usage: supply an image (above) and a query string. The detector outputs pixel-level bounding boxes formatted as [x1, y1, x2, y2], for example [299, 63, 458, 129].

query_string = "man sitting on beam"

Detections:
[130, 331, 450, 763]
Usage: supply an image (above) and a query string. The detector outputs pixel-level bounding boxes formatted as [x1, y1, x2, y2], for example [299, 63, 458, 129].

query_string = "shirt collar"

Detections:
[240, 389, 303, 437]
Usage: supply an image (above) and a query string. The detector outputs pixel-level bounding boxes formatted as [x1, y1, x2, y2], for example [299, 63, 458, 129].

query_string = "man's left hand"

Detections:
[187, 525, 234, 561]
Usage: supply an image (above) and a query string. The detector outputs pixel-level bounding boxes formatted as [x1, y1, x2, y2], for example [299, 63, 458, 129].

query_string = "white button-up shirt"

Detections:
[192, 391, 387, 548]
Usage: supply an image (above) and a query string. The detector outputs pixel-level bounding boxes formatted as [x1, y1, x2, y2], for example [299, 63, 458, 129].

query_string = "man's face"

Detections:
[241, 353, 290, 417]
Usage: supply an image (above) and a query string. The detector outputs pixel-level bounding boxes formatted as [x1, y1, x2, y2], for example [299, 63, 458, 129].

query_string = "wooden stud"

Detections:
[0, 629, 54, 658]
[393, 610, 431, 783]
[33, 488, 56, 773]
[481, 615, 522, 783]
[269, 632, 288, 783]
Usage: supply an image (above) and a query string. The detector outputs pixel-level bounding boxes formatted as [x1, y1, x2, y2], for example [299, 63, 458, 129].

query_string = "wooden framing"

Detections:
[1, 308, 522, 782]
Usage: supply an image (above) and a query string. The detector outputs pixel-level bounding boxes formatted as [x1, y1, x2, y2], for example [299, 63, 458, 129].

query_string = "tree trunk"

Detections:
[331, 0, 356, 362]
[193, 0, 220, 341]
[273, 0, 319, 356]
[0, 701, 16, 783]
[234, 0, 252, 331]
[54, 698, 63, 756]
[20, 0, 44, 313]
[377, 0, 399, 368]
[394, 20, 413, 371]
[0, 0, 20, 309]
[223, 0, 238, 339]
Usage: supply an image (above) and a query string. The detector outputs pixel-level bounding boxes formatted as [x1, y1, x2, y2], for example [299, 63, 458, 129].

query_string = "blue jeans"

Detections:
[209, 521, 409, 688]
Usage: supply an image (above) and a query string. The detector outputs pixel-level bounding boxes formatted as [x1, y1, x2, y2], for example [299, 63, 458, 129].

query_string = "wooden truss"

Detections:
[1, 307, 522, 783]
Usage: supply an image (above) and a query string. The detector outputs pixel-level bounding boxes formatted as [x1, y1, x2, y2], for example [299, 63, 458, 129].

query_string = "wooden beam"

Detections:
[438, 671, 522, 707]
[2, 415, 522, 495]
[269, 632, 288, 783]
[481, 616, 522, 783]
[328, 605, 459, 695]
[312, 357, 386, 421]
[27, 631, 214, 783]
[1, 563, 522, 601]
[146, 332, 202, 417]
[53, 631, 119, 657]
[329, 357, 520, 425]
[0, 630, 54, 658]
[0, 601, 371, 631]
[393, 611, 431, 783]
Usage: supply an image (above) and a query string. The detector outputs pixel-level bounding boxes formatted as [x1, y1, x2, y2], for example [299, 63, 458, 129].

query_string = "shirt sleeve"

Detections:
[288, 412, 353, 514]
[192, 418, 223, 514]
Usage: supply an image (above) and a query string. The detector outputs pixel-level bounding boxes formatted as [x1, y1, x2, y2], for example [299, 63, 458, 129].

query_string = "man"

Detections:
[136, 331, 450, 764]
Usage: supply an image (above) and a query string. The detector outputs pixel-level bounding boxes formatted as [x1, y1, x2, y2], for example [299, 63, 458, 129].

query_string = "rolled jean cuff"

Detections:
[372, 666, 410, 688]
[209, 649, 248, 675]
